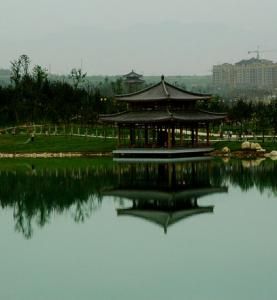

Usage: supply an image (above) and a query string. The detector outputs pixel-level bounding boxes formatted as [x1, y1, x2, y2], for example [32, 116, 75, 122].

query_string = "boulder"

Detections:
[241, 141, 251, 150]
[222, 146, 230, 153]
[256, 148, 266, 153]
[250, 142, 262, 150]
[255, 143, 262, 150]
[269, 150, 277, 156]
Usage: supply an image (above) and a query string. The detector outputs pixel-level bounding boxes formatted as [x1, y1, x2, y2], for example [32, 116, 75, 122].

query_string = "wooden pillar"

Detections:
[168, 163, 172, 188]
[172, 125, 175, 146]
[130, 127, 135, 146]
[195, 125, 199, 145]
[121, 127, 123, 145]
[104, 125, 106, 140]
[137, 128, 140, 146]
[152, 126, 156, 146]
[168, 128, 172, 148]
[144, 125, 148, 145]
[206, 123, 210, 146]
[191, 127, 195, 146]
[118, 126, 121, 146]
[180, 127, 183, 146]
[134, 128, 137, 146]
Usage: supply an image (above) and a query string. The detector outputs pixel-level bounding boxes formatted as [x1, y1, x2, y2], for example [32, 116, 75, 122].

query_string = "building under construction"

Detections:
[213, 58, 277, 89]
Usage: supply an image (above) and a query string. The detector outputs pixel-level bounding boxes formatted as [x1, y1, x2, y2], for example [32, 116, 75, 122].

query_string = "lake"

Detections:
[0, 157, 276, 300]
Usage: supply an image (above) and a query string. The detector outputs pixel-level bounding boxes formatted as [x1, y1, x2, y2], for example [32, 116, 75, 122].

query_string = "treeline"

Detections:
[0, 55, 276, 135]
[198, 96, 277, 137]
[0, 55, 126, 125]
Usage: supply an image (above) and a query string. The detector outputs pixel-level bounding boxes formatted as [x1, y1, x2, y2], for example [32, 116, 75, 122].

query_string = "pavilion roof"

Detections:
[123, 70, 143, 78]
[100, 109, 226, 124]
[116, 76, 211, 102]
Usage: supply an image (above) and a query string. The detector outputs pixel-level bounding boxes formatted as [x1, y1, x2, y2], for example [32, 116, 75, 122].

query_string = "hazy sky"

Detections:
[1, 0, 277, 75]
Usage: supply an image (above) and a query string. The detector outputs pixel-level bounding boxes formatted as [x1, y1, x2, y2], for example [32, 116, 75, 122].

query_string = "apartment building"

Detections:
[213, 58, 277, 89]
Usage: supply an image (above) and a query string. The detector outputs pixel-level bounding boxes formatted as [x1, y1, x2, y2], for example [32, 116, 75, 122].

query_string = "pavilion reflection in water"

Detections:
[105, 160, 228, 233]
[0, 158, 233, 238]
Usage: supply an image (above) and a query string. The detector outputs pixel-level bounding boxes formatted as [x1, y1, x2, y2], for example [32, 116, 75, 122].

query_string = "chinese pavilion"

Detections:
[122, 70, 144, 93]
[100, 76, 226, 158]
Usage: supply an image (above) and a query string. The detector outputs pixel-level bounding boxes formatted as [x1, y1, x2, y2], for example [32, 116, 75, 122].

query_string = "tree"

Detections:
[32, 65, 48, 88]
[229, 99, 253, 135]
[70, 68, 87, 89]
[10, 54, 31, 86]
[255, 102, 270, 142]
[268, 100, 277, 140]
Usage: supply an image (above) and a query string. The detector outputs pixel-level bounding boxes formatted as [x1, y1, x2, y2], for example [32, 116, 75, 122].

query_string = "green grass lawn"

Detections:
[0, 157, 114, 171]
[0, 134, 275, 154]
[0, 135, 116, 153]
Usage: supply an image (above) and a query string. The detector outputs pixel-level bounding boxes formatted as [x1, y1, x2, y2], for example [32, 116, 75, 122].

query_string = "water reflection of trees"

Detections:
[0, 159, 275, 238]
[211, 159, 277, 195]
[0, 165, 117, 238]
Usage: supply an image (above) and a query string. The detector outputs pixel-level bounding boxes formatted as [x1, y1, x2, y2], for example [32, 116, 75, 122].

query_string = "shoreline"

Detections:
[210, 150, 277, 160]
[0, 150, 275, 160]
[0, 152, 113, 158]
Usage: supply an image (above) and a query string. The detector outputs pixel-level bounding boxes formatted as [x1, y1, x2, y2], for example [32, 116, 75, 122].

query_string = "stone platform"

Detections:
[113, 147, 214, 159]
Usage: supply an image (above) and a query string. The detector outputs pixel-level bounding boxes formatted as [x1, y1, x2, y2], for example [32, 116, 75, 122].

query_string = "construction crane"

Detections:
[248, 46, 277, 59]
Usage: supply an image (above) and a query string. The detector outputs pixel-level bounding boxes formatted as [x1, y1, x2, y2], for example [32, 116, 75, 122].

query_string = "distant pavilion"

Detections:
[122, 70, 144, 93]
[100, 76, 226, 158]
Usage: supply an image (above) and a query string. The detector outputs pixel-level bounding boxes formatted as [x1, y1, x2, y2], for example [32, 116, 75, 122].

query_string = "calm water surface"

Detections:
[0, 158, 276, 300]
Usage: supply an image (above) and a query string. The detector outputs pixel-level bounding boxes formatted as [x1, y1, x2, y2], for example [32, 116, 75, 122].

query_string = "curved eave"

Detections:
[99, 110, 227, 124]
[116, 96, 211, 102]
[115, 79, 212, 102]
[123, 79, 145, 84]
[165, 81, 212, 98]
[199, 109, 227, 116]
[123, 71, 143, 78]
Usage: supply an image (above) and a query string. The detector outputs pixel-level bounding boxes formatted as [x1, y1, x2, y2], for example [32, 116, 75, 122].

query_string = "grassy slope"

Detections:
[0, 135, 116, 153]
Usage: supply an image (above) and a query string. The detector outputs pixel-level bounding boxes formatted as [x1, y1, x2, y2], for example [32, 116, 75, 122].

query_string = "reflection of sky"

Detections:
[0, 186, 276, 300]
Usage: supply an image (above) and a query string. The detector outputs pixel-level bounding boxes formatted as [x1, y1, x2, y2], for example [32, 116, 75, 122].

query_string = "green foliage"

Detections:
[69, 68, 87, 89]
[0, 55, 127, 125]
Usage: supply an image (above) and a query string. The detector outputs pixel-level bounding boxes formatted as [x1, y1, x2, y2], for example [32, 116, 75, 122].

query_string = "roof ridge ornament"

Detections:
[161, 75, 170, 98]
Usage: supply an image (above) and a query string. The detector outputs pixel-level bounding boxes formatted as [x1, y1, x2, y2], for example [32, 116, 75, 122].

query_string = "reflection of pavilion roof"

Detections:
[100, 109, 226, 124]
[105, 187, 227, 202]
[107, 186, 227, 233]
[117, 207, 213, 234]
[116, 79, 211, 102]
